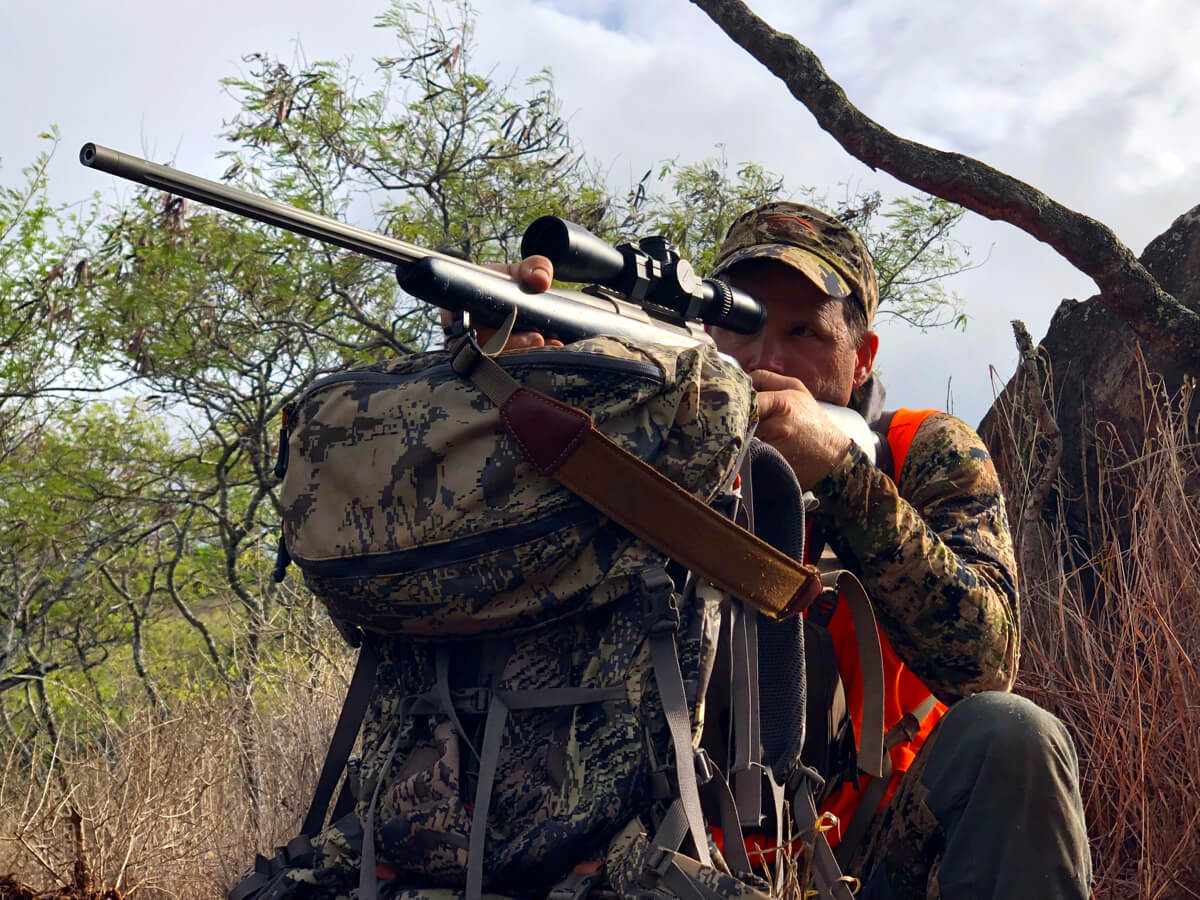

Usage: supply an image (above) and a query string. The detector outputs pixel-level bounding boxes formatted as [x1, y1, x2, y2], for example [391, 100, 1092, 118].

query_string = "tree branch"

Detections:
[689, 0, 1200, 364]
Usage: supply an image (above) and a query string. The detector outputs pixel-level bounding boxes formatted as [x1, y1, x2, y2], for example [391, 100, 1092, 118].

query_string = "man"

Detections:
[496, 202, 1092, 898]
[704, 203, 1091, 898]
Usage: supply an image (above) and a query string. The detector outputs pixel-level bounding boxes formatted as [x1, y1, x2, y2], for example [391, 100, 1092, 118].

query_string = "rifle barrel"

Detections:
[79, 143, 496, 277]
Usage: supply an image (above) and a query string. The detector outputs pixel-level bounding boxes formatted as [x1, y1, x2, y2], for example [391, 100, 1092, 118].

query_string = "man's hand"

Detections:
[750, 370, 853, 489]
[439, 255, 562, 350]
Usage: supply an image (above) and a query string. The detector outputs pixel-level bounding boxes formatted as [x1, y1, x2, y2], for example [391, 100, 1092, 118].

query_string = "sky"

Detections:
[3, 0, 1198, 426]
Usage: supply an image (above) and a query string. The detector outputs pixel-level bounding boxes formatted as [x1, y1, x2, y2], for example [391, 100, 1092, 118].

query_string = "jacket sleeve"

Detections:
[809, 412, 1019, 702]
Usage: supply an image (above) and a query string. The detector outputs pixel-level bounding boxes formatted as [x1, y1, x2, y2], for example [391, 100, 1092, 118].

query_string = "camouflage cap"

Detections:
[711, 202, 879, 327]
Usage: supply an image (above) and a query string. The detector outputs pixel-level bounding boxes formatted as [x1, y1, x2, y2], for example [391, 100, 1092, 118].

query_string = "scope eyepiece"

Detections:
[701, 279, 765, 334]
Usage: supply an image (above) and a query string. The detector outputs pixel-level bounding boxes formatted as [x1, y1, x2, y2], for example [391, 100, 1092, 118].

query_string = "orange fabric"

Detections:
[817, 408, 948, 850]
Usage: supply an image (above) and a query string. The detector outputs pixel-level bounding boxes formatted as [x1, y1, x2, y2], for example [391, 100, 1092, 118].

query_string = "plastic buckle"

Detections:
[640, 847, 674, 888]
[452, 687, 492, 714]
[639, 568, 679, 633]
[693, 748, 715, 787]
[285, 835, 314, 868]
[346, 756, 363, 802]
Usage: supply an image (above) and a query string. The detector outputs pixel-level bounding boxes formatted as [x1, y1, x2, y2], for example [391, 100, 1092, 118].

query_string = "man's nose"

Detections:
[744, 333, 787, 374]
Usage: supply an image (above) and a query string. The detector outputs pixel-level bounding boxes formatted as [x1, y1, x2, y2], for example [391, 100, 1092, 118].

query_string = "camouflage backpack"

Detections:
[232, 331, 855, 900]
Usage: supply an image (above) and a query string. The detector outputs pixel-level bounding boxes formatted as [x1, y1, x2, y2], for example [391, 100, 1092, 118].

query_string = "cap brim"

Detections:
[711, 245, 854, 300]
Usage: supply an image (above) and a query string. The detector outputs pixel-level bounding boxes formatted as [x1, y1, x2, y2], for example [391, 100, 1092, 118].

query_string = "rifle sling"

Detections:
[451, 333, 821, 621]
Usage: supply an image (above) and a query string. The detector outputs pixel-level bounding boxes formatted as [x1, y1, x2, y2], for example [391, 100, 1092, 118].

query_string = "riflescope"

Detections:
[521, 216, 765, 335]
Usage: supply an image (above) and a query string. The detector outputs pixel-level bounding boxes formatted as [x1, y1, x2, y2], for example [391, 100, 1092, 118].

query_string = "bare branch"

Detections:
[689, 0, 1200, 364]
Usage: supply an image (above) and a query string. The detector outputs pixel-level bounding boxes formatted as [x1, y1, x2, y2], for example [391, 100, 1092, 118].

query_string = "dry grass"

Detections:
[0, 649, 350, 898]
[995, 356, 1200, 899]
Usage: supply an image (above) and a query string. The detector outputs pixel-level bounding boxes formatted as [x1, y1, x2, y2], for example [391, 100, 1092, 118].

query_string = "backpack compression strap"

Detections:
[450, 329, 822, 622]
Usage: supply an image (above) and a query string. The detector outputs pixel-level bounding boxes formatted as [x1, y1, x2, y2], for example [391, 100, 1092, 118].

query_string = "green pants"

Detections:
[847, 691, 1092, 899]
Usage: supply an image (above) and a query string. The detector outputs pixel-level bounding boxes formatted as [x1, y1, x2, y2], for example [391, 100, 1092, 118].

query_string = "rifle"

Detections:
[79, 143, 881, 457]
[78, 143, 764, 346]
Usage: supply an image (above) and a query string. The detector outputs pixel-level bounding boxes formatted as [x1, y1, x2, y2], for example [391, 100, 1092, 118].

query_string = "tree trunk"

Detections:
[978, 206, 1200, 609]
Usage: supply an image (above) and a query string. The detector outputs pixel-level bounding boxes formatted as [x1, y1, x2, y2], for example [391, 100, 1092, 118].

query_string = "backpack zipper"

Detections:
[291, 502, 603, 579]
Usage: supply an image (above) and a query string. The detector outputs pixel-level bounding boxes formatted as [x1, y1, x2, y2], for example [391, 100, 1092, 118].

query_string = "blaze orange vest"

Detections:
[818, 408, 948, 849]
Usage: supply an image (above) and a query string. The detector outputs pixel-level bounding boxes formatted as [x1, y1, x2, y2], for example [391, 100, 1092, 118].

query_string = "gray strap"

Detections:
[766, 774, 787, 893]
[729, 459, 761, 827]
[300, 639, 378, 837]
[466, 693, 510, 900]
[700, 766, 754, 875]
[729, 605, 762, 828]
[411, 684, 624, 717]
[834, 693, 939, 868]
[824, 571, 885, 779]
[885, 694, 938, 751]
[833, 749, 892, 871]
[496, 685, 625, 709]
[436, 646, 480, 762]
[359, 697, 417, 900]
[792, 790, 857, 900]
[440, 680, 623, 900]
[650, 630, 713, 868]
[652, 798, 691, 853]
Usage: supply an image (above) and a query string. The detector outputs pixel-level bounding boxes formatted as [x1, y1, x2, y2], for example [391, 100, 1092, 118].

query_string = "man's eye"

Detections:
[790, 325, 811, 337]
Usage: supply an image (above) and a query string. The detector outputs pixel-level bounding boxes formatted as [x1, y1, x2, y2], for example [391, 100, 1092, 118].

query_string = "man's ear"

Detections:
[854, 331, 879, 387]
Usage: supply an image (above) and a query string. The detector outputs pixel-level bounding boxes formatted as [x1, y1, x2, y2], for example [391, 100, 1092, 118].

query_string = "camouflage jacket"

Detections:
[810, 411, 1019, 703]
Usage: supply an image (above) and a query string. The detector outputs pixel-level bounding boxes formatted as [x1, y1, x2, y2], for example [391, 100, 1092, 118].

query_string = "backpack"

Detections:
[232, 332, 857, 900]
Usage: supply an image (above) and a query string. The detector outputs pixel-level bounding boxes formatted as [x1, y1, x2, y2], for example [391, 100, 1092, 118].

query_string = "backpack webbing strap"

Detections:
[450, 334, 822, 622]
[832, 693, 939, 869]
[300, 638, 379, 838]
[434, 646, 481, 762]
[729, 604, 763, 828]
[821, 571, 886, 780]
[654, 767, 756, 877]
[462, 684, 627, 900]
[650, 628, 713, 869]
[466, 693, 509, 900]
[792, 791, 858, 900]
[705, 769, 755, 876]
[359, 697, 418, 900]
[650, 846, 776, 900]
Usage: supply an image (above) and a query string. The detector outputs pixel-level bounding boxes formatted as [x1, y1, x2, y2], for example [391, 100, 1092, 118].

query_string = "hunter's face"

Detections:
[711, 261, 876, 406]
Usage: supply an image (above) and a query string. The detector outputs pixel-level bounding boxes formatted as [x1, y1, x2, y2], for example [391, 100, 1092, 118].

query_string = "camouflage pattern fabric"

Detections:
[710, 202, 879, 327]
[810, 412, 1019, 703]
[345, 585, 721, 893]
[605, 820, 774, 900]
[255, 337, 762, 898]
[247, 584, 723, 898]
[279, 336, 755, 636]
